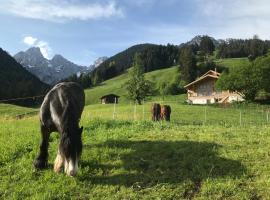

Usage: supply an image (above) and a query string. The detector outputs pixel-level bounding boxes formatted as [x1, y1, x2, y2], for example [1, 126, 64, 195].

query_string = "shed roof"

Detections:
[100, 94, 120, 99]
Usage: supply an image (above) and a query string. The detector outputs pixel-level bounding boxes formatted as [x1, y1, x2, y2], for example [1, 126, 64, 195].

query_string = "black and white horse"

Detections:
[34, 82, 85, 176]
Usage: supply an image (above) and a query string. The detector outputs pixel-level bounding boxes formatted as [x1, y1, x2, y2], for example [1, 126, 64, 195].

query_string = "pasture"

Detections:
[1, 102, 270, 199]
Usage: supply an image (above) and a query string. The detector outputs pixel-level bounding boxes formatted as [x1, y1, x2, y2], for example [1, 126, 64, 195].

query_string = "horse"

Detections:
[34, 82, 85, 176]
[160, 105, 171, 121]
[151, 103, 161, 121]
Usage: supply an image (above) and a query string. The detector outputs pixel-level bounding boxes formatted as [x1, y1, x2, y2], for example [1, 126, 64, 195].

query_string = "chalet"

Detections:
[100, 94, 120, 104]
[184, 70, 244, 104]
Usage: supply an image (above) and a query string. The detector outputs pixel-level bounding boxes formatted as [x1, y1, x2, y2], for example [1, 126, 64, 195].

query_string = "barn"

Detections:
[184, 70, 244, 104]
[100, 94, 120, 104]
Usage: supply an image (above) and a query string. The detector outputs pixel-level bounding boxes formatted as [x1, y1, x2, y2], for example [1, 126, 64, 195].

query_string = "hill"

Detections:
[87, 36, 270, 87]
[85, 56, 253, 105]
[85, 66, 180, 105]
[0, 48, 49, 104]
[89, 43, 179, 84]
[215, 57, 249, 68]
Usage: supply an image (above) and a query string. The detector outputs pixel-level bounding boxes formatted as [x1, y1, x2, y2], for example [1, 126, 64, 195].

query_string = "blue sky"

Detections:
[0, 0, 269, 66]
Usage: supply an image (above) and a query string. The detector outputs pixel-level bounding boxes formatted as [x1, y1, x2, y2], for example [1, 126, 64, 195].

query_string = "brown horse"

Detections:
[34, 82, 85, 176]
[160, 105, 171, 121]
[151, 103, 161, 121]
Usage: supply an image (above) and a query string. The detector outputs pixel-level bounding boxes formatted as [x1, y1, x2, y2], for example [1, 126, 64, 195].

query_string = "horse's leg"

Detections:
[34, 125, 50, 169]
[54, 148, 64, 173]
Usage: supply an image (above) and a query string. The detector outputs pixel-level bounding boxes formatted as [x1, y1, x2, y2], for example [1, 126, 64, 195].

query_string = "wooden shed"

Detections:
[100, 94, 120, 104]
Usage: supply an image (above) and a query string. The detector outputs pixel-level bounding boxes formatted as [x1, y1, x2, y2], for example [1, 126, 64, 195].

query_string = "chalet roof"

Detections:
[184, 70, 220, 88]
[100, 94, 120, 99]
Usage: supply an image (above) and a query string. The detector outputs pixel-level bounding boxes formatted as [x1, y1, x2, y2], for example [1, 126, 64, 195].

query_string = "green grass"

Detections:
[215, 57, 250, 69]
[1, 102, 270, 199]
[85, 66, 179, 105]
[0, 103, 38, 118]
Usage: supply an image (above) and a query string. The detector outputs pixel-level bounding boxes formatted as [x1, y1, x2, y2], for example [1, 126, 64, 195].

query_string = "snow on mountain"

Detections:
[93, 56, 108, 68]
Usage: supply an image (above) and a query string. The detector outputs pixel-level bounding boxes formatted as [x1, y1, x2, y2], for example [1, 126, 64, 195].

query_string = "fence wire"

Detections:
[84, 100, 270, 126]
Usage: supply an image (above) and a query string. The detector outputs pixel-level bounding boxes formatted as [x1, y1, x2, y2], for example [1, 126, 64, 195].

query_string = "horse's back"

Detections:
[40, 82, 85, 129]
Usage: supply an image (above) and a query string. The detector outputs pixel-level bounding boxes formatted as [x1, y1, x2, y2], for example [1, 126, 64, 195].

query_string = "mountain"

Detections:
[0, 48, 48, 104]
[93, 56, 108, 68]
[14, 47, 87, 85]
[184, 35, 221, 47]
[89, 43, 179, 84]
[87, 56, 108, 73]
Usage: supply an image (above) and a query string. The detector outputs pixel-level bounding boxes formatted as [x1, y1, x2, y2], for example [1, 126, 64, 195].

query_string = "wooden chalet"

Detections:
[100, 94, 120, 104]
[184, 70, 244, 104]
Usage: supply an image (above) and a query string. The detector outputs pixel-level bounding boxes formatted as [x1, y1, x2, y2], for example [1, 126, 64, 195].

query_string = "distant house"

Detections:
[100, 94, 120, 104]
[184, 70, 244, 104]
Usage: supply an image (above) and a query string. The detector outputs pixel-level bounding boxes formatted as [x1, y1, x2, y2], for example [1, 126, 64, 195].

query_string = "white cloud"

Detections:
[0, 0, 123, 22]
[36, 41, 52, 59]
[195, 0, 270, 39]
[23, 36, 52, 59]
[23, 36, 37, 46]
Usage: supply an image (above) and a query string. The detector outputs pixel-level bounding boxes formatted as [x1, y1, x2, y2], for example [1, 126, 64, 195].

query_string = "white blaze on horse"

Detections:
[34, 82, 85, 176]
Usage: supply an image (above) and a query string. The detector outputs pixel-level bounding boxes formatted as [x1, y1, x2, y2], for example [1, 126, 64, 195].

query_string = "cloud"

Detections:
[36, 41, 52, 59]
[195, 0, 270, 39]
[0, 0, 123, 22]
[23, 36, 52, 59]
[23, 36, 37, 46]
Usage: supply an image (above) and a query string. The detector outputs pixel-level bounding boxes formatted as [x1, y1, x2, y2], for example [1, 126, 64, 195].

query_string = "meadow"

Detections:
[1, 58, 270, 199]
[1, 101, 270, 199]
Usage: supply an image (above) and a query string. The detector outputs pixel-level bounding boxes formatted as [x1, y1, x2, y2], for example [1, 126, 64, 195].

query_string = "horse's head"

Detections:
[60, 126, 83, 176]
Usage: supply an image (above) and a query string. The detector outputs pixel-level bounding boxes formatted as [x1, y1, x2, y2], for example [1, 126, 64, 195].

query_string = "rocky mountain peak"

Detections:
[14, 47, 87, 85]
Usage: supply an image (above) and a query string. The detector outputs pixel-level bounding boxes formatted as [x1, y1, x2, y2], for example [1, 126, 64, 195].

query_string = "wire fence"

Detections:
[1, 94, 270, 126]
[83, 99, 270, 126]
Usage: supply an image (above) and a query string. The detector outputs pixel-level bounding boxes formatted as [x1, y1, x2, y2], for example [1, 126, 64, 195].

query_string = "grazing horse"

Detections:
[151, 103, 161, 121]
[34, 82, 85, 176]
[160, 105, 171, 121]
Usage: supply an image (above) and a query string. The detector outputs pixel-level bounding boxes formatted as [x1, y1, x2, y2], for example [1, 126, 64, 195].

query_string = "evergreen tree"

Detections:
[179, 46, 197, 84]
[125, 53, 153, 104]
[200, 36, 215, 56]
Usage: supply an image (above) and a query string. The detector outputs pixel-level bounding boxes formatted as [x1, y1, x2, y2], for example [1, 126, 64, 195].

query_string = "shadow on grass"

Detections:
[79, 140, 246, 189]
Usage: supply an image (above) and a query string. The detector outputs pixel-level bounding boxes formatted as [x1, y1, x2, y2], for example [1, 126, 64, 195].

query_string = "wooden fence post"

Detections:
[113, 97, 116, 119]
[143, 99, 145, 121]
[239, 110, 242, 126]
[134, 103, 137, 121]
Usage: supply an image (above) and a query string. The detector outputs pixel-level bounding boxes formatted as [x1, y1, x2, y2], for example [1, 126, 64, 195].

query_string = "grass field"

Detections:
[1, 102, 270, 199]
[84, 57, 250, 105]
[84, 66, 179, 105]
[1, 57, 268, 199]
[215, 57, 249, 69]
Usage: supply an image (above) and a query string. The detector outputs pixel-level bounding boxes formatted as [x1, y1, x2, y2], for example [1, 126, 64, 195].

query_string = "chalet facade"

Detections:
[100, 94, 120, 104]
[184, 70, 244, 104]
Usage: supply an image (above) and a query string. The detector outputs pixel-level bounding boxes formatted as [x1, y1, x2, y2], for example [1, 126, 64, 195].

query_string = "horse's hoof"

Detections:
[34, 159, 47, 169]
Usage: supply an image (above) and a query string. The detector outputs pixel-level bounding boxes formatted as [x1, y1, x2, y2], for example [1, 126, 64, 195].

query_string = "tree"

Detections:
[179, 46, 197, 84]
[200, 36, 215, 56]
[125, 53, 153, 104]
[216, 55, 270, 101]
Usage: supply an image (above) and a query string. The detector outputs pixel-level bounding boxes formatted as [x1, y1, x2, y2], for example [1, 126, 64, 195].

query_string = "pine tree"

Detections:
[200, 36, 215, 56]
[179, 46, 197, 84]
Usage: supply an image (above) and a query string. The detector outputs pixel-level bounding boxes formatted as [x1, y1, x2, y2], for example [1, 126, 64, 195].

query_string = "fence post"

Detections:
[143, 99, 145, 121]
[204, 106, 207, 125]
[134, 103, 137, 121]
[113, 97, 116, 119]
[239, 110, 242, 126]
